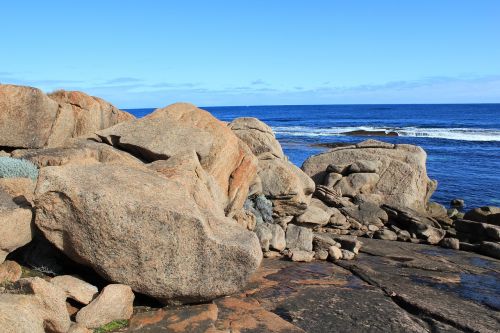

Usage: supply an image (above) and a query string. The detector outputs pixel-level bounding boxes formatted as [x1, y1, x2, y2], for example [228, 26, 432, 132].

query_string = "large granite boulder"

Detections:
[302, 140, 436, 213]
[96, 103, 258, 216]
[229, 117, 314, 217]
[0, 84, 134, 149]
[34, 159, 262, 304]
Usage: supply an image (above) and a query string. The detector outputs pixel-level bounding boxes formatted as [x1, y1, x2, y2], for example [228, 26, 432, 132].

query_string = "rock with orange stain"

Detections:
[214, 297, 305, 333]
[127, 303, 219, 333]
[0, 84, 134, 149]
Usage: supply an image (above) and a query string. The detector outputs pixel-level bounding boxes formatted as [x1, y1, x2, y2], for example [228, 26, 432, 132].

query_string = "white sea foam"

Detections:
[271, 126, 500, 142]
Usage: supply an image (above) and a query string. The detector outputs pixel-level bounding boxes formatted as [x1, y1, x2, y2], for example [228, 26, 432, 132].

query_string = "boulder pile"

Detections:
[0, 85, 360, 332]
[1, 84, 498, 332]
[301, 139, 500, 259]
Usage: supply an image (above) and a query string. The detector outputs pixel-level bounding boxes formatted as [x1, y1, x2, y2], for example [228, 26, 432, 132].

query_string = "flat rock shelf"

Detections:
[123, 239, 500, 333]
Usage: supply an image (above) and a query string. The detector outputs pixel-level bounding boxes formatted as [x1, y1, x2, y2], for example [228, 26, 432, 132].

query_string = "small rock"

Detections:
[450, 199, 465, 208]
[367, 224, 380, 232]
[341, 249, 356, 260]
[268, 224, 286, 251]
[51, 275, 98, 305]
[286, 224, 313, 251]
[323, 172, 343, 187]
[313, 233, 341, 251]
[291, 250, 314, 262]
[347, 160, 381, 174]
[254, 223, 272, 252]
[396, 230, 412, 242]
[295, 205, 330, 226]
[76, 284, 134, 329]
[263, 251, 282, 259]
[330, 235, 362, 254]
[440, 237, 460, 250]
[0, 260, 22, 283]
[373, 229, 397, 241]
[427, 202, 448, 218]
[14, 277, 71, 333]
[328, 246, 342, 260]
[328, 207, 349, 228]
[447, 208, 459, 219]
[326, 164, 347, 174]
[314, 249, 329, 260]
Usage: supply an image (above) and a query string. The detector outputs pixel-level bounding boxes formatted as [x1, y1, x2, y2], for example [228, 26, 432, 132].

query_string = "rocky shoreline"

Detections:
[1, 84, 499, 332]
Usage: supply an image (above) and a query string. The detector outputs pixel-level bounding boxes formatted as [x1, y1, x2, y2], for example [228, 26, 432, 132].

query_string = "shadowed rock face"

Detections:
[0, 84, 134, 149]
[34, 161, 262, 304]
[229, 117, 315, 218]
[302, 140, 436, 213]
[96, 103, 258, 217]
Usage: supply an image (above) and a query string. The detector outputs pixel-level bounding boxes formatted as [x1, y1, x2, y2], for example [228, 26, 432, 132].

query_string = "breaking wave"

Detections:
[271, 126, 500, 142]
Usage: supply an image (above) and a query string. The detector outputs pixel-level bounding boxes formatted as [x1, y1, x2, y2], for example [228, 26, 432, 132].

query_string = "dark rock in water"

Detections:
[341, 130, 399, 137]
[450, 198, 465, 208]
[310, 142, 354, 149]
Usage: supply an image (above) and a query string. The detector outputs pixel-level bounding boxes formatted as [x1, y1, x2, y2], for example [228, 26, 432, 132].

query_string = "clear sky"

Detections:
[1, 1, 499, 108]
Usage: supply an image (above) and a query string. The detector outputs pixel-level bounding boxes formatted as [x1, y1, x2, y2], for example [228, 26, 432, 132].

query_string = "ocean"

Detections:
[127, 104, 500, 210]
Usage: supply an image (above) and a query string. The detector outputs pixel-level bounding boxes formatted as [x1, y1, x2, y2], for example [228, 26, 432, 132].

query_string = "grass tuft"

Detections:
[94, 320, 129, 333]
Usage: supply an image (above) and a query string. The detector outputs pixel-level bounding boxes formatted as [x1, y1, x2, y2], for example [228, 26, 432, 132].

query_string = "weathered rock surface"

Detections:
[0, 277, 71, 333]
[0, 84, 134, 148]
[0, 189, 33, 263]
[0, 260, 22, 283]
[285, 224, 313, 251]
[302, 140, 436, 212]
[383, 205, 445, 244]
[455, 219, 500, 242]
[76, 284, 134, 328]
[127, 238, 500, 333]
[50, 275, 98, 305]
[229, 117, 285, 159]
[34, 162, 261, 303]
[230, 117, 314, 217]
[96, 103, 257, 216]
[295, 204, 330, 226]
[11, 139, 143, 169]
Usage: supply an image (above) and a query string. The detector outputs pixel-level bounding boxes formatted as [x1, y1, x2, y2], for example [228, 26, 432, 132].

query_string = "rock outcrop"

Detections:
[229, 117, 314, 218]
[96, 103, 258, 216]
[34, 161, 262, 304]
[0, 84, 134, 149]
[302, 139, 435, 213]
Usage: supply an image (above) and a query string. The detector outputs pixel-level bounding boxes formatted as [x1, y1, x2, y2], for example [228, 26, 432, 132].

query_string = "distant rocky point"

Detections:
[342, 129, 399, 137]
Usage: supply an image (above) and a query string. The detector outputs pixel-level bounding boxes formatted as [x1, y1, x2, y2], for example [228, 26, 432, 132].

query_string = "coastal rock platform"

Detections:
[123, 239, 500, 333]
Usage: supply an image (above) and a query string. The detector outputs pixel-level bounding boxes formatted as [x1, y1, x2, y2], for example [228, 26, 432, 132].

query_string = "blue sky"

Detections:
[1, 1, 499, 107]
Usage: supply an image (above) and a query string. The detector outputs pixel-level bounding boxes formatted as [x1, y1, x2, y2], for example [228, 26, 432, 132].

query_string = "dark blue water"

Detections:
[126, 104, 500, 209]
